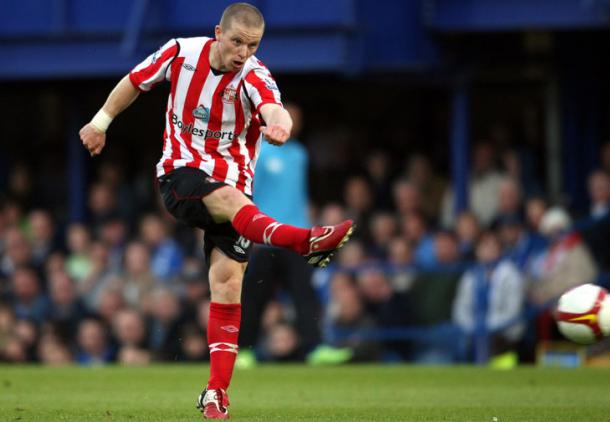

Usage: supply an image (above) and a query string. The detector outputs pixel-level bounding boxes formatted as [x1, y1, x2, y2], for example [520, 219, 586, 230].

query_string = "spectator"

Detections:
[2, 198, 27, 230]
[44, 251, 66, 279]
[587, 170, 610, 219]
[75, 318, 114, 365]
[357, 269, 410, 360]
[368, 212, 398, 259]
[392, 180, 422, 218]
[401, 211, 436, 269]
[496, 178, 523, 219]
[27, 210, 59, 268]
[525, 196, 548, 233]
[452, 231, 525, 359]
[455, 211, 480, 261]
[327, 278, 378, 361]
[179, 323, 208, 362]
[1, 227, 33, 279]
[14, 319, 38, 361]
[527, 207, 598, 305]
[343, 175, 373, 241]
[88, 182, 118, 235]
[122, 241, 159, 309]
[95, 287, 126, 326]
[65, 223, 93, 282]
[47, 271, 87, 340]
[387, 237, 413, 268]
[496, 214, 546, 271]
[501, 148, 542, 198]
[147, 288, 184, 360]
[2, 336, 28, 362]
[180, 263, 209, 320]
[357, 269, 409, 326]
[139, 213, 184, 281]
[97, 160, 137, 223]
[264, 322, 301, 362]
[10, 267, 49, 323]
[112, 308, 148, 349]
[37, 334, 72, 365]
[79, 241, 114, 309]
[365, 151, 393, 210]
[336, 240, 367, 270]
[386, 237, 417, 294]
[442, 142, 505, 227]
[433, 230, 462, 271]
[7, 163, 34, 210]
[404, 154, 446, 219]
[98, 213, 128, 272]
[317, 203, 347, 227]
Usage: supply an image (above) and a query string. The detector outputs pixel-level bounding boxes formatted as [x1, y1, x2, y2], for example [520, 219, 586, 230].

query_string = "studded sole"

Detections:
[317, 224, 355, 268]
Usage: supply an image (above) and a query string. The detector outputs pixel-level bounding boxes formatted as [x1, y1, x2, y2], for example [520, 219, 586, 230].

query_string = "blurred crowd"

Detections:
[2, 135, 610, 365]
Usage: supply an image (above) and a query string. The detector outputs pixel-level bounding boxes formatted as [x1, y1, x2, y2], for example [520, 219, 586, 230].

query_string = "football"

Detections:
[556, 283, 610, 344]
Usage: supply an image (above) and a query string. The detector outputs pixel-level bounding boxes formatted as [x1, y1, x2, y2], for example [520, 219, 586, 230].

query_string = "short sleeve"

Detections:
[243, 63, 283, 112]
[129, 39, 180, 92]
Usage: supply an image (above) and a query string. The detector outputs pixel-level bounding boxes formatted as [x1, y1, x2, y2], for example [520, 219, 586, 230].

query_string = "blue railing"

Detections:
[320, 252, 610, 364]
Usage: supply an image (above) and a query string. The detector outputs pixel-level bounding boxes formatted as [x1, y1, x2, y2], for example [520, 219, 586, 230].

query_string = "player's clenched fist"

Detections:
[260, 124, 289, 146]
[79, 123, 106, 156]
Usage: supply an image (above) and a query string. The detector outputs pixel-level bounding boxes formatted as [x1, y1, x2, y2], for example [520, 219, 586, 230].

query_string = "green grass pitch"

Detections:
[1, 365, 610, 421]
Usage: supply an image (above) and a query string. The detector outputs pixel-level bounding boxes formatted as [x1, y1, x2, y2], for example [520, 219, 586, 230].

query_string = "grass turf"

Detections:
[1, 365, 610, 421]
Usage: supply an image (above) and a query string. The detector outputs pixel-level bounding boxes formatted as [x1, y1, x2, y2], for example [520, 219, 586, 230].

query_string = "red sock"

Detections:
[232, 204, 310, 254]
[207, 302, 241, 390]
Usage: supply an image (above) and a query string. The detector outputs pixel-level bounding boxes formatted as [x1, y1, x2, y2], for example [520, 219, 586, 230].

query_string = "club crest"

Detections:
[221, 87, 238, 103]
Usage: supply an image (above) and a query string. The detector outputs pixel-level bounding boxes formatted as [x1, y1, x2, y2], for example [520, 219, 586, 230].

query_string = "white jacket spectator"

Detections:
[452, 232, 525, 344]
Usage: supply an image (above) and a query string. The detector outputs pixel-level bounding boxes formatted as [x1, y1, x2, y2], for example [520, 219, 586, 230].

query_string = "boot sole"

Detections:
[307, 224, 355, 268]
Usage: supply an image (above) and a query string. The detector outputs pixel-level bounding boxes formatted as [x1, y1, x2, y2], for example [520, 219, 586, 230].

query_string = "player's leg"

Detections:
[202, 185, 355, 267]
[198, 248, 246, 420]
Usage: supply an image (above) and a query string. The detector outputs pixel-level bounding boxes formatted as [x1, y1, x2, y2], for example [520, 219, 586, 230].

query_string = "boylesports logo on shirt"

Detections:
[171, 113, 235, 140]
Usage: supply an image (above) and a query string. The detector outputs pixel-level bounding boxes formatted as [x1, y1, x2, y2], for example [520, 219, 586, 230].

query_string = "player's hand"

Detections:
[79, 123, 106, 157]
[260, 124, 289, 146]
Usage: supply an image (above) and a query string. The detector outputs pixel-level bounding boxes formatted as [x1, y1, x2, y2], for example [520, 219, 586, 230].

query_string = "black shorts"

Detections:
[158, 167, 252, 264]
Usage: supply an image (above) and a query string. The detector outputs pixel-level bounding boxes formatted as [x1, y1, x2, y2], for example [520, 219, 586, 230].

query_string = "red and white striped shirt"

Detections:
[129, 37, 283, 195]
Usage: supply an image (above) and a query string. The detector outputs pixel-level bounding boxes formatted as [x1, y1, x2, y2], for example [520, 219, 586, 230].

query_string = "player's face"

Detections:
[215, 22, 264, 71]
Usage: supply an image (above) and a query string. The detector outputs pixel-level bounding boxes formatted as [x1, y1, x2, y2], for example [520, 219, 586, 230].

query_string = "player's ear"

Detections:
[214, 25, 222, 40]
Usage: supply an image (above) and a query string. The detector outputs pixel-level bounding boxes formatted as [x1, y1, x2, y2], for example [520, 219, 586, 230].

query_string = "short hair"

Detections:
[220, 3, 265, 31]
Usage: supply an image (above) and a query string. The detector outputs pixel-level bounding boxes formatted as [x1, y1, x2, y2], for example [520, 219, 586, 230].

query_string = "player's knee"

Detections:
[204, 186, 251, 221]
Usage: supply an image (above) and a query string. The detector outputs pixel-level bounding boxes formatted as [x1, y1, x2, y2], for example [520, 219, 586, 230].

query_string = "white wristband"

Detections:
[90, 109, 113, 133]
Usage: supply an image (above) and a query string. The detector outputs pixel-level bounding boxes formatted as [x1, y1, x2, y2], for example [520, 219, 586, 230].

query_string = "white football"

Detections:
[556, 283, 610, 345]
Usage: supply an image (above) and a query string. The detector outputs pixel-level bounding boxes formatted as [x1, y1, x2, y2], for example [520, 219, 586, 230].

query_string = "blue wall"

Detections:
[0, 0, 437, 79]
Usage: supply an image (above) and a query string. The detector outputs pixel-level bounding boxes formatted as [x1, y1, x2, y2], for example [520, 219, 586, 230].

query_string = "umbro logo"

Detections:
[252, 213, 265, 222]
[221, 325, 239, 333]
[182, 63, 196, 71]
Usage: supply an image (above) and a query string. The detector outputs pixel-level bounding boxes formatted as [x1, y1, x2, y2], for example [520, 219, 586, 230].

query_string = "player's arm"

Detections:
[259, 103, 292, 146]
[79, 76, 140, 156]
[79, 38, 179, 156]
